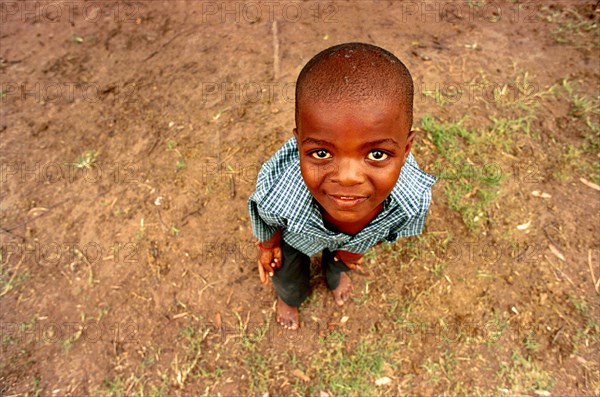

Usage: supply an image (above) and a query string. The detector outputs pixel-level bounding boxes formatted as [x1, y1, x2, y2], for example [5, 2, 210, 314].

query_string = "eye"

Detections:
[367, 150, 388, 161]
[311, 150, 332, 159]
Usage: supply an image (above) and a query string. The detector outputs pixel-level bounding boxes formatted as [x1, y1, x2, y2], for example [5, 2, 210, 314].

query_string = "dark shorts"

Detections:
[271, 239, 351, 307]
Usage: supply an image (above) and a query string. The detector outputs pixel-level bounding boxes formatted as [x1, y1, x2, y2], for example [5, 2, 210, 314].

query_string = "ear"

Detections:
[293, 127, 299, 141]
[404, 130, 417, 161]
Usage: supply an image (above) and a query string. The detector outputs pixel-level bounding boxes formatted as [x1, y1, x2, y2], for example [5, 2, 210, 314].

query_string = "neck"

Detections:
[322, 203, 383, 236]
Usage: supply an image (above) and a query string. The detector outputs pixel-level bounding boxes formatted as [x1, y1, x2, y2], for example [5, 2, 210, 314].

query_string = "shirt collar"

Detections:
[386, 152, 436, 217]
[260, 154, 314, 234]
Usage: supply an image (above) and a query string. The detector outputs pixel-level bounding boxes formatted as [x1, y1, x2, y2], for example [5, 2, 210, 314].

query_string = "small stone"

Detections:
[375, 377, 392, 386]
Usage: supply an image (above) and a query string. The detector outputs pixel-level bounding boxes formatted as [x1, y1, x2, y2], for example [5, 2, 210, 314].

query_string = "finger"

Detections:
[263, 262, 275, 277]
[258, 261, 268, 284]
[260, 252, 275, 275]
[357, 258, 363, 266]
[272, 247, 282, 269]
[260, 258, 275, 278]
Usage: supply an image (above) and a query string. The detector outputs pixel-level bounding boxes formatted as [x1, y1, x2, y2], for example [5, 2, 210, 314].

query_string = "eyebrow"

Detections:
[301, 137, 400, 148]
[360, 138, 400, 149]
[301, 137, 334, 147]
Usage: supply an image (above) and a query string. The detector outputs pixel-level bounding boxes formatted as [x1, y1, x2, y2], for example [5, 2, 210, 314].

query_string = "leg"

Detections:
[270, 240, 311, 329]
[322, 249, 353, 306]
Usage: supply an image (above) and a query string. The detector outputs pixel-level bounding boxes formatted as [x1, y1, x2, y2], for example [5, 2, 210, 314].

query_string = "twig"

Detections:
[198, 281, 218, 300]
[229, 175, 236, 199]
[551, 326, 564, 345]
[1, 197, 70, 232]
[272, 20, 280, 80]
[553, 307, 576, 326]
[588, 249, 599, 293]
[147, 129, 161, 155]
[144, 27, 198, 61]
[0, 254, 24, 297]
[543, 223, 563, 251]
[218, 147, 241, 167]
[155, 208, 169, 233]
[181, 208, 202, 226]
[546, 255, 578, 290]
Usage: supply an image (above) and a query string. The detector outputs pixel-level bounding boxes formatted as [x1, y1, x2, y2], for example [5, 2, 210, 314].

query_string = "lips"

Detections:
[326, 194, 368, 209]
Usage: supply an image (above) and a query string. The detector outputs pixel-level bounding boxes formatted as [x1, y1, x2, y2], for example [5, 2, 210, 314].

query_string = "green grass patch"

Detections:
[421, 115, 504, 230]
[540, 5, 600, 47]
[244, 350, 273, 393]
[546, 79, 600, 183]
[0, 249, 30, 297]
[498, 350, 554, 394]
[306, 332, 396, 396]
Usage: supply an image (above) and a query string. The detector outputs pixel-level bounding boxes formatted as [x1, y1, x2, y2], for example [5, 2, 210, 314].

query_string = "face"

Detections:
[294, 100, 415, 226]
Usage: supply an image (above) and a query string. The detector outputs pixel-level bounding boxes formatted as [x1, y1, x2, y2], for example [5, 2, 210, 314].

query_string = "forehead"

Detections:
[297, 100, 408, 141]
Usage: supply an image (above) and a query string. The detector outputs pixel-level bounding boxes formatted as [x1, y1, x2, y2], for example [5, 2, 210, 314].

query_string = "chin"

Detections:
[325, 207, 366, 223]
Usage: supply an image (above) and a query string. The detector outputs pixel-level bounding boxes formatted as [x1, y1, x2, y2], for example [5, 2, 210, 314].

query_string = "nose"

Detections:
[331, 158, 365, 186]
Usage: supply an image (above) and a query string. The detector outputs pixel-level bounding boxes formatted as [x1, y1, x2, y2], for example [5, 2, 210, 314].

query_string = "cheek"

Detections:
[300, 161, 324, 191]
[369, 167, 402, 196]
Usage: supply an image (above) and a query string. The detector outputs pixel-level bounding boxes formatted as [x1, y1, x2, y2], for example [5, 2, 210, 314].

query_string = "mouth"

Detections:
[326, 194, 368, 209]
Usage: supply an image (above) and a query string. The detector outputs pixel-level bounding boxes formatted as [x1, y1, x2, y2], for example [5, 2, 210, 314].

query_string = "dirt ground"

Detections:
[1, 1, 599, 396]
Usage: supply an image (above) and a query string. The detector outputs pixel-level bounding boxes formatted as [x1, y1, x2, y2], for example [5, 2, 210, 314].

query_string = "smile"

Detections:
[327, 194, 368, 209]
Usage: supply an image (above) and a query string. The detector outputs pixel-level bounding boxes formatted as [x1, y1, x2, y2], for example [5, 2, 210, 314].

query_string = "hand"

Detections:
[257, 245, 282, 284]
[334, 250, 363, 270]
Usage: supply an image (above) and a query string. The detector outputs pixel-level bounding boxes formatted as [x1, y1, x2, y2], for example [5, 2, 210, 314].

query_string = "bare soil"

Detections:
[1, 1, 599, 396]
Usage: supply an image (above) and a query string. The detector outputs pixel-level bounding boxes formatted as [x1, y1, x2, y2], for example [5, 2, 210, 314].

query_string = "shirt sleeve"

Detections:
[247, 139, 300, 242]
[248, 196, 286, 242]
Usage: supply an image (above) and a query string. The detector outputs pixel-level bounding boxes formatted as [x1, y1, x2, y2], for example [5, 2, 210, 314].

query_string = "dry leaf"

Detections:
[215, 312, 222, 329]
[27, 207, 48, 216]
[292, 369, 310, 382]
[532, 191, 551, 199]
[516, 221, 531, 230]
[340, 316, 349, 324]
[375, 376, 392, 386]
[549, 243, 565, 261]
[580, 178, 600, 191]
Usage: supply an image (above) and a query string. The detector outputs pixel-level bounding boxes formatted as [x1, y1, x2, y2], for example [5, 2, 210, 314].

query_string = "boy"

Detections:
[248, 43, 436, 329]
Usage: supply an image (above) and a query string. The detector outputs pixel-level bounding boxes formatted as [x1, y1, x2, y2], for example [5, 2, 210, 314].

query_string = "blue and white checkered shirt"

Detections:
[248, 138, 436, 257]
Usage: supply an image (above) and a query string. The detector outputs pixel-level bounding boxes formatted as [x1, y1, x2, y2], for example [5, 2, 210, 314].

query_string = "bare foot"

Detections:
[332, 272, 353, 307]
[276, 296, 299, 330]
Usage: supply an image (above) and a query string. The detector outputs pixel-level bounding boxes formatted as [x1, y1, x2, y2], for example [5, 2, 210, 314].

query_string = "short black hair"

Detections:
[295, 42, 414, 131]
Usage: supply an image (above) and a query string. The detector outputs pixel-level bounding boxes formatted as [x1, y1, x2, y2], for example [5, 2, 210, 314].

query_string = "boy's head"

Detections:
[293, 43, 417, 227]
[295, 42, 414, 131]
